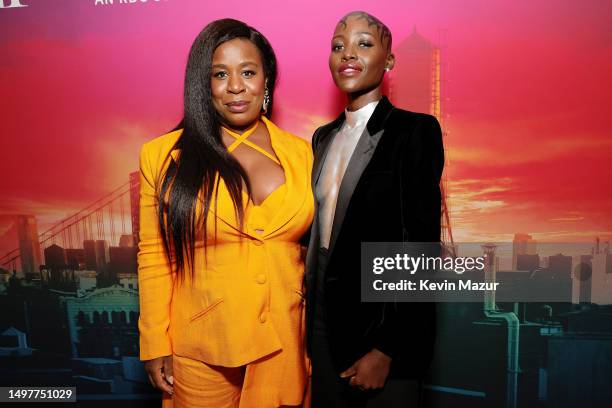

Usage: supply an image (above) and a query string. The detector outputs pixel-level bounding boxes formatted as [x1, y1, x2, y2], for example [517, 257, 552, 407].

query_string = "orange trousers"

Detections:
[161, 354, 310, 408]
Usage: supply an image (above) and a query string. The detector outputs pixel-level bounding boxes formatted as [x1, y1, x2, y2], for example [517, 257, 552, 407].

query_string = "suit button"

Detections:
[253, 240, 263, 246]
[256, 274, 267, 284]
[259, 312, 267, 323]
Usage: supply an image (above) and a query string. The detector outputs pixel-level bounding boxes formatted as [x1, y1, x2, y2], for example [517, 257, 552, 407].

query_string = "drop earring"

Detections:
[262, 82, 270, 114]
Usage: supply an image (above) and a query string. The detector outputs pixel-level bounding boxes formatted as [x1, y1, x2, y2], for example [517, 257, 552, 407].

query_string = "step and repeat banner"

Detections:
[1, 1, 610, 406]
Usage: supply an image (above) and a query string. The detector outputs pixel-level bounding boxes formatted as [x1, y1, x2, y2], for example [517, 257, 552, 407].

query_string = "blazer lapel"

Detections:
[327, 97, 394, 257]
[312, 115, 345, 187]
[327, 127, 383, 256]
[261, 117, 309, 238]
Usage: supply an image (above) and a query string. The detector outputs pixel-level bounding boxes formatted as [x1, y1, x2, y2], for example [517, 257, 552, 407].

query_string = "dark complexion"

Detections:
[211, 38, 285, 206]
[331, 12, 395, 390]
[211, 38, 266, 131]
[329, 14, 395, 111]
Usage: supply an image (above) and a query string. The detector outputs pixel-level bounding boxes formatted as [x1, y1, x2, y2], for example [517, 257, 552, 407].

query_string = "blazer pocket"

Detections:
[189, 298, 224, 323]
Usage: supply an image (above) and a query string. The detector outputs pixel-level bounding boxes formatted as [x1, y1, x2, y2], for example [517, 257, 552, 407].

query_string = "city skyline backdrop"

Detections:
[1, 0, 611, 257]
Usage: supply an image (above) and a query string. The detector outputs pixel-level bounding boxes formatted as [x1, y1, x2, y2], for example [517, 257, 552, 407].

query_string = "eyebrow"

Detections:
[212, 61, 259, 69]
[332, 31, 376, 42]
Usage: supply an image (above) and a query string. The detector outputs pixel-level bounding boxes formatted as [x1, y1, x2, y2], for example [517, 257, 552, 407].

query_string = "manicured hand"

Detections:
[340, 348, 391, 391]
[144, 355, 174, 395]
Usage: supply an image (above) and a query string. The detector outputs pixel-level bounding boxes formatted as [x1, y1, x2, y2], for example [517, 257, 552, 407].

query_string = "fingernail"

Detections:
[168, 376, 174, 385]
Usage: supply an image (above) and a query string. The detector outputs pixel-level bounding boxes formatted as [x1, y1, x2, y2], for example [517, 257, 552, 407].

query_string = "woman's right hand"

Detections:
[144, 355, 174, 395]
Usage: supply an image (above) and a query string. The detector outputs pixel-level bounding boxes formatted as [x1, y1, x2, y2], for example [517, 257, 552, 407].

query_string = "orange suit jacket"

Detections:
[137, 117, 314, 370]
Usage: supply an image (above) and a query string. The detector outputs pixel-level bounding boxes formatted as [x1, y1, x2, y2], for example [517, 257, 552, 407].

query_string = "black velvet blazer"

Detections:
[304, 96, 444, 379]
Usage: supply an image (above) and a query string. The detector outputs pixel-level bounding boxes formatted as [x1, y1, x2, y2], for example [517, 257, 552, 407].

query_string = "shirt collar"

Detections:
[344, 100, 379, 129]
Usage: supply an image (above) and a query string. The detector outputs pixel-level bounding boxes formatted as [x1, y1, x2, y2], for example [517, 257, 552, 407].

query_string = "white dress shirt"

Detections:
[315, 100, 379, 249]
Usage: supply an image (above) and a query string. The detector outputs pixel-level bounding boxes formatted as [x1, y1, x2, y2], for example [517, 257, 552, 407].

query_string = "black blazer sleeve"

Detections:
[403, 114, 444, 242]
[372, 114, 444, 376]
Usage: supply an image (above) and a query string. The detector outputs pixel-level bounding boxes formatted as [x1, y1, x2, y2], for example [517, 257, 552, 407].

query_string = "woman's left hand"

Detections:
[339, 348, 391, 391]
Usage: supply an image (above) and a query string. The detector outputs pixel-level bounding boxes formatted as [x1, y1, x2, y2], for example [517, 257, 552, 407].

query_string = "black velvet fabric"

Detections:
[305, 96, 444, 380]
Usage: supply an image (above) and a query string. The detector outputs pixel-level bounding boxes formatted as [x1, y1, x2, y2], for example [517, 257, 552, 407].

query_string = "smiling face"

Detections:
[329, 14, 394, 104]
[211, 38, 266, 130]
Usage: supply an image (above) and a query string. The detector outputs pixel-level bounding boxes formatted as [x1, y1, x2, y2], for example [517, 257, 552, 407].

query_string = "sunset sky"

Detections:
[1, 0, 611, 256]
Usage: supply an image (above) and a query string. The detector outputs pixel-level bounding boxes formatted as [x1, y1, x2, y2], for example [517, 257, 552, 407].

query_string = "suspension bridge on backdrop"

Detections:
[0, 173, 140, 273]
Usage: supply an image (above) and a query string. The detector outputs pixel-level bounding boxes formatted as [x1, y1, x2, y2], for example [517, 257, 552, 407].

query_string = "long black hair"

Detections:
[157, 19, 278, 281]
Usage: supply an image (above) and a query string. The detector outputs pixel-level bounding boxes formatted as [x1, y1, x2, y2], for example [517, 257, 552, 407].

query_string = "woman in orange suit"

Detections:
[137, 19, 314, 407]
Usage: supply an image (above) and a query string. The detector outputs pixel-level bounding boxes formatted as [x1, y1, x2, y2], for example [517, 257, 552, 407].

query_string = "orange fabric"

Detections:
[138, 117, 314, 406]
[170, 353, 306, 408]
[223, 121, 281, 165]
[172, 354, 242, 408]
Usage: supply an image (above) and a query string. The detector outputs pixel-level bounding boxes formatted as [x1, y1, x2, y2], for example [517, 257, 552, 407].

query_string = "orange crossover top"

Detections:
[137, 116, 314, 404]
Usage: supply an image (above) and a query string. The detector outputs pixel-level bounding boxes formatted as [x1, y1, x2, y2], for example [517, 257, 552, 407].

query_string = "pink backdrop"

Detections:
[1, 0, 611, 256]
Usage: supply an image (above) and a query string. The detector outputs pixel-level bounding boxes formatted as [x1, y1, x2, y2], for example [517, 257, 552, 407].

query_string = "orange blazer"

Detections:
[137, 117, 314, 368]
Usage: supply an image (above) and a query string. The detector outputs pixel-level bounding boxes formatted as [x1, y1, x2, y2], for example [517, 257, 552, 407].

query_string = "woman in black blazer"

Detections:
[305, 11, 444, 407]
